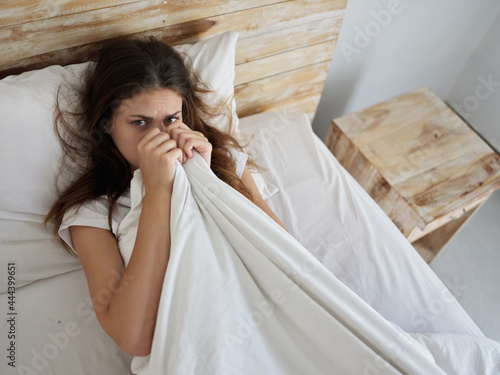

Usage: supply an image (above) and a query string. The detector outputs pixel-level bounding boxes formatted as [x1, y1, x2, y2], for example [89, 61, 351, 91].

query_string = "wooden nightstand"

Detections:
[324, 86, 500, 262]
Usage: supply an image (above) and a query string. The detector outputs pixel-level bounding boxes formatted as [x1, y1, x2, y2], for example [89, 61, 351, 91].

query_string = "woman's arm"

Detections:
[239, 167, 287, 230]
[71, 187, 172, 357]
[70, 127, 184, 357]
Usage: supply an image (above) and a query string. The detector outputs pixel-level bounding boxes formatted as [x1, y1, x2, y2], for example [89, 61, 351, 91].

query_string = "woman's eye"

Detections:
[165, 116, 178, 124]
[132, 120, 147, 127]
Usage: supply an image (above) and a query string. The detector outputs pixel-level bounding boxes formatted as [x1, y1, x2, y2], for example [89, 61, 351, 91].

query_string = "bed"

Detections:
[1, 1, 499, 374]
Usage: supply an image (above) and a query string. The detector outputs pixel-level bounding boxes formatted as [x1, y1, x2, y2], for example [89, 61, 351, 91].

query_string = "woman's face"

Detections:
[108, 88, 183, 169]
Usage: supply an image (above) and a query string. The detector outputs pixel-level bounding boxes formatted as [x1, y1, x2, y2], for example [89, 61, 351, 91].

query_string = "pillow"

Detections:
[175, 31, 239, 133]
[0, 31, 240, 291]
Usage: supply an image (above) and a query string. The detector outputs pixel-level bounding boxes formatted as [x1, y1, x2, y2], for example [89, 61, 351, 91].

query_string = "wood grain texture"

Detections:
[235, 14, 344, 64]
[0, 0, 279, 66]
[0, 0, 344, 67]
[412, 198, 487, 262]
[325, 86, 500, 260]
[235, 62, 330, 120]
[0, 19, 218, 77]
[0, 0, 137, 28]
[235, 41, 337, 86]
[0, 0, 347, 122]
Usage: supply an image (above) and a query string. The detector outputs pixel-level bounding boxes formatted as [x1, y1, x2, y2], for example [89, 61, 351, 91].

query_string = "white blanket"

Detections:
[116, 153, 445, 375]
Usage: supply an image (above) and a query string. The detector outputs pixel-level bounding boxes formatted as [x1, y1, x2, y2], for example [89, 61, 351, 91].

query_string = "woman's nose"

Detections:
[155, 121, 167, 132]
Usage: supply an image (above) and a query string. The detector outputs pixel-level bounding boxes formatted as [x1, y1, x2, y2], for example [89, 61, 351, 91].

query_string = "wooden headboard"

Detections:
[0, 0, 347, 121]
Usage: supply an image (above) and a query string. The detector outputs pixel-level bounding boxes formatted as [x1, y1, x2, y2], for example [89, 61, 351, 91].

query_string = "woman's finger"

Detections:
[165, 122, 190, 143]
[153, 138, 177, 155]
[183, 138, 212, 166]
[176, 130, 206, 152]
[138, 129, 170, 153]
[139, 127, 165, 146]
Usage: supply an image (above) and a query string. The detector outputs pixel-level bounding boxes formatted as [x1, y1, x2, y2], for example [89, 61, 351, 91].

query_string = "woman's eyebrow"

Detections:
[129, 114, 153, 120]
[129, 110, 181, 119]
[166, 111, 182, 118]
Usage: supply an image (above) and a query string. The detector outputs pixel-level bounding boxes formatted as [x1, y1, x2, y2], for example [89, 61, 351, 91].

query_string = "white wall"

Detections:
[313, 0, 500, 149]
[446, 11, 500, 153]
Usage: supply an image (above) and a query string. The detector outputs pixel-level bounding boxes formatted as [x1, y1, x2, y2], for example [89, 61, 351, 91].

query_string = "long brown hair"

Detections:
[45, 36, 252, 253]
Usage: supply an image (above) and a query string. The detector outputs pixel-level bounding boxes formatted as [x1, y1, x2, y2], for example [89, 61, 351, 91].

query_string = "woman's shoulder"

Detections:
[227, 148, 248, 178]
[58, 192, 131, 254]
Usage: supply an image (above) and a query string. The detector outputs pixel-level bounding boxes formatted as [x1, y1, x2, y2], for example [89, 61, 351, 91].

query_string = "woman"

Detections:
[45, 37, 284, 357]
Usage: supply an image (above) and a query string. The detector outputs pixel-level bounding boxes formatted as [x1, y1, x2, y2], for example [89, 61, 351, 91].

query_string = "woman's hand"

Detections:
[165, 122, 212, 167]
[137, 127, 182, 194]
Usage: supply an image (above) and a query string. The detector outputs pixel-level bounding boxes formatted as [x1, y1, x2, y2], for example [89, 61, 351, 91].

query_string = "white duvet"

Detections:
[116, 153, 447, 374]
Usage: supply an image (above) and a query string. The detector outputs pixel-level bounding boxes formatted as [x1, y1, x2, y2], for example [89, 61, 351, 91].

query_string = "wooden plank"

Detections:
[0, 0, 138, 28]
[404, 152, 500, 222]
[412, 199, 487, 263]
[239, 92, 322, 123]
[219, 0, 345, 36]
[407, 193, 490, 242]
[235, 12, 344, 64]
[0, 0, 281, 67]
[234, 62, 329, 119]
[235, 40, 336, 86]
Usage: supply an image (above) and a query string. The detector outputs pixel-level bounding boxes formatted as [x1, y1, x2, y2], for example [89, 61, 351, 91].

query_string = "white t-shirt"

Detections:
[59, 150, 248, 255]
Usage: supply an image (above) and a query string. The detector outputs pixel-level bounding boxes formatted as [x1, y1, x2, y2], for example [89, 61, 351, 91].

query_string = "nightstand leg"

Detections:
[412, 200, 488, 263]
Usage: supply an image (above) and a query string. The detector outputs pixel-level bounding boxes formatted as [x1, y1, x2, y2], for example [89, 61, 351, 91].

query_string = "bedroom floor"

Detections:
[430, 189, 500, 343]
